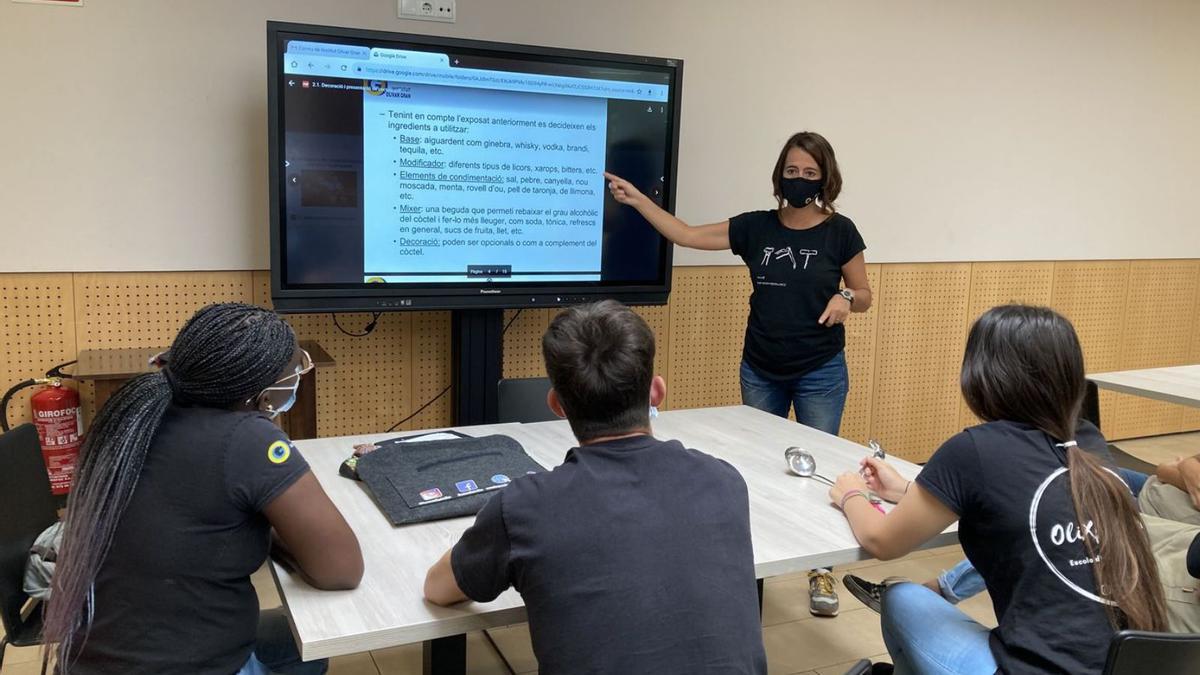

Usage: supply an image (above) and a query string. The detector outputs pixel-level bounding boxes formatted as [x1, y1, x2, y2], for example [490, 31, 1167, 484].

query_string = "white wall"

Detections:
[1, 0, 1198, 272]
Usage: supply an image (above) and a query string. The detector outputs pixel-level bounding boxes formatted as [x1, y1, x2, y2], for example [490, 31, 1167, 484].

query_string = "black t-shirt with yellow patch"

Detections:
[728, 210, 866, 380]
[71, 406, 309, 675]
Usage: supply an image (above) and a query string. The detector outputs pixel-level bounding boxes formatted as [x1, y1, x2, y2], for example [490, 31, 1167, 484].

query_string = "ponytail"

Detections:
[1066, 445, 1168, 631]
[43, 372, 173, 666]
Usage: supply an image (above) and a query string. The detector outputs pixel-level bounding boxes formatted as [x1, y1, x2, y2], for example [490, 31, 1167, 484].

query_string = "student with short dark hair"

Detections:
[424, 300, 767, 674]
[828, 305, 1166, 674]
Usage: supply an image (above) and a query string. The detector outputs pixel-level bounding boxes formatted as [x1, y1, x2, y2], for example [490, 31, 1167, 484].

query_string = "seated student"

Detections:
[424, 300, 767, 674]
[1141, 454, 1200, 525]
[43, 303, 363, 675]
[847, 455, 1200, 635]
[843, 438, 1144, 612]
[827, 305, 1166, 674]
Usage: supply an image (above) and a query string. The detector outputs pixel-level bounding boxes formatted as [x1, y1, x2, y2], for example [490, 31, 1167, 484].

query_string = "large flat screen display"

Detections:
[268, 22, 682, 312]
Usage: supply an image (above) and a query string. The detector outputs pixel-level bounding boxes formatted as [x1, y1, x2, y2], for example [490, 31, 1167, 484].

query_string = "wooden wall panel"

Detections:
[0, 273, 77, 428]
[666, 266, 751, 410]
[1049, 261, 1130, 438]
[1184, 283, 1200, 432]
[251, 271, 433, 437]
[957, 262, 1056, 429]
[633, 303, 671, 402]
[73, 271, 254, 422]
[840, 264, 882, 445]
[870, 264, 972, 461]
[3, 260, 1196, 456]
[500, 309, 551, 379]
[1108, 260, 1200, 438]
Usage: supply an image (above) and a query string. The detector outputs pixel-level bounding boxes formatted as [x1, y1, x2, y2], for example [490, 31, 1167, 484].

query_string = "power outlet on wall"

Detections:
[398, 0, 456, 23]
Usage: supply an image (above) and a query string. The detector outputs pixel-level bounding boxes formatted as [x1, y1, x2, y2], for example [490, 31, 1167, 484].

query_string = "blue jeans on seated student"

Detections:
[936, 467, 1150, 603]
[739, 352, 848, 435]
[236, 609, 328, 675]
[881, 582, 997, 675]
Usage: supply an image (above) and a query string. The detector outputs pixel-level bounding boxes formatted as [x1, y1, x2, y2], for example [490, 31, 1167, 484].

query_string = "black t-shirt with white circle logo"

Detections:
[916, 420, 1121, 674]
[728, 210, 866, 380]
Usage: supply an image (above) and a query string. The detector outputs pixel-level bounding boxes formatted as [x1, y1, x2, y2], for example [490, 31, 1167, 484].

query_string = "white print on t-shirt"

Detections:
[1028, 466, 1123, 606]
[1049, 520, 1099, 547]
[759, 246, 819, 269]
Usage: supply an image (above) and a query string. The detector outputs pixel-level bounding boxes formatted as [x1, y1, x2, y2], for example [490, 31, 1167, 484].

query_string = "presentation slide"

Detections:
[362, 84, 606, 283]
[278, 38, 675, 289]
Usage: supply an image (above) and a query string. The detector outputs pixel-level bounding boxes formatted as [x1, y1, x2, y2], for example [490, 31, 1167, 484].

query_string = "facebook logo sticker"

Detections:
[455, 479, 479, 494]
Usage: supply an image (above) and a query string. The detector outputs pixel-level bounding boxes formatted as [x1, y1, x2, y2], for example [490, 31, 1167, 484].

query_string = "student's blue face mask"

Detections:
[251, 349, 313, 419]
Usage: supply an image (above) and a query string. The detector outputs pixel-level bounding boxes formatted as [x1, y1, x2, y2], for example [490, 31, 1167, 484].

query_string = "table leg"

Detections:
[423, 634, 467, 675]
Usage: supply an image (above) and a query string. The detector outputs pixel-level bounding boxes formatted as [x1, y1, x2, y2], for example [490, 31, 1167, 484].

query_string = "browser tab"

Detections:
[369, 48, 450, 68]
[286, 40, 370, 60]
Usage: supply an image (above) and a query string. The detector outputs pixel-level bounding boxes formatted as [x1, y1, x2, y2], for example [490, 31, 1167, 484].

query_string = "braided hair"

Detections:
[43, 303, 297, 671]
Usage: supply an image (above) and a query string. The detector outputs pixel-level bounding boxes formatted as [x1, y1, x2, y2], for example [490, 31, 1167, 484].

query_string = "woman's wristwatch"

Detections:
[837, 288, 855, 306]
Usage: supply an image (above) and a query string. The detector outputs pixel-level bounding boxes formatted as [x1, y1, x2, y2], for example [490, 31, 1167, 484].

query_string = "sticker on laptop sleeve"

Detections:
[267, 440, 291, 464]
[455, 479, 480, 495]
[490, 474, 511, 485]
[419, 487, 444, 501]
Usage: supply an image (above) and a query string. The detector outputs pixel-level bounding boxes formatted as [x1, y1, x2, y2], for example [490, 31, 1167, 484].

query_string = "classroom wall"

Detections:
[3, 260, 1198, 462]
[2, 0, 1199, 272]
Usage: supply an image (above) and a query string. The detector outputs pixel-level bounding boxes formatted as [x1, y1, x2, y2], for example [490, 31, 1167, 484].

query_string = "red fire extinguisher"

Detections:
[30, 378, 84, 496]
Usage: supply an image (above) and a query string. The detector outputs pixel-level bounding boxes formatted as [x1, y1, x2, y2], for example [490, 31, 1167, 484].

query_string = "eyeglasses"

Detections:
[278, 348, 315, 384]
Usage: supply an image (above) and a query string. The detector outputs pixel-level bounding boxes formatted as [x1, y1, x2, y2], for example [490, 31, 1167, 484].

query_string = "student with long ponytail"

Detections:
[828, 305, 1166, 674]
[43, 303, 363, 675]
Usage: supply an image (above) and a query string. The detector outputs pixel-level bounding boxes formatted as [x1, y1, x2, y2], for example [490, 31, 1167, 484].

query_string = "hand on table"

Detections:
[829, 472, 869, 508]
[859, 457, 909, 503]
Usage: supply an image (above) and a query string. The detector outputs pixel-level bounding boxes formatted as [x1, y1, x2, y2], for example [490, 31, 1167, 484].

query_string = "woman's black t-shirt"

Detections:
[728, 210, 866, 380]
[70, 406, 310, 675]
[916, 420, 1121, 674]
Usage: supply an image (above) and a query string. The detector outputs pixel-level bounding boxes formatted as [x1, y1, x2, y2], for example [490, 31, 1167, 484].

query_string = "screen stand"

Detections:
[427, 309, 502, 675]
[451, 308, 503, 425]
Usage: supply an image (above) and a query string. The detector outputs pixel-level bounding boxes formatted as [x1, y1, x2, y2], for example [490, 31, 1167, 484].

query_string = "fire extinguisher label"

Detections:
[35, 404, 82, 495]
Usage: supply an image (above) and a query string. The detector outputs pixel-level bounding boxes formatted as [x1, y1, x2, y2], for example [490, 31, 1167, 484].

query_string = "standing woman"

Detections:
[606, 131, 871, 616]
[43, 303, 363, 675]
[606, 131, 871, 435]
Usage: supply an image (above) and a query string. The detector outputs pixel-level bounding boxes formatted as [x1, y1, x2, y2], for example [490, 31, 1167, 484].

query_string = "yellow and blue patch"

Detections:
[267, 440, 292, 464]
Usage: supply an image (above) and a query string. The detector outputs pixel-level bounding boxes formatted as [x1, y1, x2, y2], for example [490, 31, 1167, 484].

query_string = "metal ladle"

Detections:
[784, 447, 836, 486]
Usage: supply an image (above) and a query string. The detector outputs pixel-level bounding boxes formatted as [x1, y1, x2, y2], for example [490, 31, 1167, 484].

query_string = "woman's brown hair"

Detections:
[961, 304, 1167, 631]
[771, 131, 842, 212]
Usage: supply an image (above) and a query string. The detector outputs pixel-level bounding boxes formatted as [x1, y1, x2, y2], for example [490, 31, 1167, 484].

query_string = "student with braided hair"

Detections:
[42, 303, 363, 675]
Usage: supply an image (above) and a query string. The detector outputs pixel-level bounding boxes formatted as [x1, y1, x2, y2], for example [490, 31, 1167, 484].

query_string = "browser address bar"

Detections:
[355, 62, 669, 102]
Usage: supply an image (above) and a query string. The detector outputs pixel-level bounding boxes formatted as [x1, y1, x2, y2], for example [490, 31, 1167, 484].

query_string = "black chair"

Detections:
[1103, 630, 1200, 674]
[496, 377, 557, 424]
[1082, 379, 1102, 429]
[0, 423, 59, 664]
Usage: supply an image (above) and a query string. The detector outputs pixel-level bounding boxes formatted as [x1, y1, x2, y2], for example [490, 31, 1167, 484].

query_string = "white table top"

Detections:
[273, 405, 956, 660]
[1089, 365, 1200, 408]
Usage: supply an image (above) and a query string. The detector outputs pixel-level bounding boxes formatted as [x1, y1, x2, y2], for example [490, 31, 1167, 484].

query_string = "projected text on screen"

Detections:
[362, 83, 607, 283]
